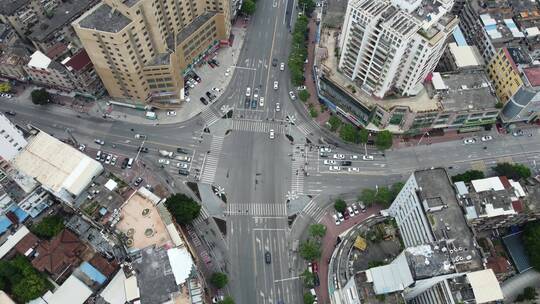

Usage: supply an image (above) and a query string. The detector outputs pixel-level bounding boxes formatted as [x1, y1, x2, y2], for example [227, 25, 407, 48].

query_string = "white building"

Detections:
[338, 0, 458, 98]
[0, 113, 27, 161]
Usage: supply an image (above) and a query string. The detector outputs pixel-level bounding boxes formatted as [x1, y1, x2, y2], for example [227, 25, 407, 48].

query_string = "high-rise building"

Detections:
[72, 0, 230, 104]
[0, 114, 27, 161]
[338, 0, 458, 98]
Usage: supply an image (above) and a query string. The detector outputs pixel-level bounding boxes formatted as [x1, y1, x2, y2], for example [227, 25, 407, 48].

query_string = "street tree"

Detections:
[31, 89, 51, 105]
[493, 162, 531, 180]
[0, 82, 11, 93]
[516, 286, 538, 302]
[218, 296, 235, 304]
[304, 292, 316, 304]
[298, 89, 310, 102]
[451, 170, 485, 183]
[390, 182, 404, 198]
[359, 129, 369, 144]
[328, 116, 341, 131]
[30, 215, 64, 239]
[359, 188, 377, 207]
[523, 221, 540, 270]
[301, 269, 315, 288]
[165, 193, 201, 225]
[210, 272, 228, 289]
[309, 224, 327, 239]
[339, 124, 359, 143]
[375, 130, 393, 150]
[334, 198, 346, 213]
[240, 0, 255, 15]
[299, 239, 321, 261]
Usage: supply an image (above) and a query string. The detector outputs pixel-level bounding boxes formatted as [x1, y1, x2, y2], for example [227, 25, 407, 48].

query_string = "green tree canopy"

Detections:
[30, 215, 64, 239]
[31, 89, 51, 105]
[359, 129, 369, 144]
[451, 170, 485, 183]
[493, 162, 531, 180]
[298, 0, 316, 16]
[210, 272, 229, 289]
[0, 82, 11, 93]
[0, 255, 51, 303]
[304, 292, 315, 304]
[299, 239, 321, 261]
[375, 130, 393, 150]
[218, 296, 235, 304]
[240, 0, 255, 15]
[334, 198, 346, 213]
[523, 221, 540, 270]
[301, 269, 315, 288]
[328, 116, 341, 132]
[339, 124, 359, 143]
[309, 224, 327, 239]
[165, 193, 201, 225]
[359, 182, 403, 208]
[298, 89, 310, 102]
[516, 286, 537, 302]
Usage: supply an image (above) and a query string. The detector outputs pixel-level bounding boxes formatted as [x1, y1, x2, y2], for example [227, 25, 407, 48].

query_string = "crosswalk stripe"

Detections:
[225, 203, 287, 216]
[200, 136, 224, 184]
[290, 144, 306, 195]
[231, 119, 286, 134]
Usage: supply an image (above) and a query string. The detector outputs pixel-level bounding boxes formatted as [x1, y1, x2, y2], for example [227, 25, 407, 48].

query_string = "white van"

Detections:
[95, 151, 101, 160]
[127, 158, 134, 169]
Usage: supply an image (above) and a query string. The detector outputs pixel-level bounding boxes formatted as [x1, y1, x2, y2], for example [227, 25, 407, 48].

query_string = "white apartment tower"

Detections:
[0, 114, 27, 161]
[338, 0, 458, 98]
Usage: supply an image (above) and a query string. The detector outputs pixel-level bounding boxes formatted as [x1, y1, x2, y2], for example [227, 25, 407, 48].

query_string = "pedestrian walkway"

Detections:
[193, 206, 211, 225]
[225, 203, 287, 216]
[291, 144, 307, 195]
[296, 121, 318, 137]
[200, 108, 221, 127]
[200, 135, 225, 184]
[302, 198, 327, 223]
[231, 119, 286, 134]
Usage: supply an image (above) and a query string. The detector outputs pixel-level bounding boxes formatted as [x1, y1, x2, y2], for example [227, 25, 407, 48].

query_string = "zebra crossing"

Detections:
[291, 144, 306, 195]
[225, 203, 287, 216]
[231, 119, 286, 134]
[200, 109, 221, 127]
[200, 135, 224, 184]
[193, 207, 210, 225]
[302, 199, 327, 223]
[295, 121, 317, 137]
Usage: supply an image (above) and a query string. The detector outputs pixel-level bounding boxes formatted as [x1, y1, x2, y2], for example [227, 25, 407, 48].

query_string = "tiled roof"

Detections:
[64, 50, 92, 72]
[14, 232, 39, 255]
[45, 43, 68, 60]
[89, 254, 117, 278]
[31, 229, 85, 276]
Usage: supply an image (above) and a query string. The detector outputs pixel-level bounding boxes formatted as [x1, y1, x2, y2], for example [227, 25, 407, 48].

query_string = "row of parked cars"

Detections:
[0, 93, 13, 99]
[333, 202, 366, 226]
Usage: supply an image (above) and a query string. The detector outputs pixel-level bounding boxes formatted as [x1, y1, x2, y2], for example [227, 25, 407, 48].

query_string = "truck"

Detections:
[159, 150, 173, 158]
[175, 155, 191, 162]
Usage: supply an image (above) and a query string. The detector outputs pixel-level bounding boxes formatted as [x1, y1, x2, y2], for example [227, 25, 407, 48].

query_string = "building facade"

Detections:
[338, 0, 458, 98]
[0, 114, 27, 161]
[72, 0, 230, 105]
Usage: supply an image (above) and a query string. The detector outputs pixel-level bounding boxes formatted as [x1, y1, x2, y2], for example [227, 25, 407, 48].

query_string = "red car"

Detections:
[311, 261, 318, 273]
[343, 209, 350, 220]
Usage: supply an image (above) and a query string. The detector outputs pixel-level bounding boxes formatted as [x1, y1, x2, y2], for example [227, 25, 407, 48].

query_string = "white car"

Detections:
[275, 103, 280, 112]
[246, 87, 251, 97]
[329, 166, 341, 171]
[166, 111, 176, 116]
[158, 159, 170, 165]
[289, 91, 296, 100]
[105, 154, 112, 164]
[273, 81, 279, 90]
[297, 85, 307, 91]
[337, 212, 344, 221]
[280, 62, 285, 71]
[347, 206, 356, 217]
[94, 139, 105, 145]
[225, 68, 230, 76]
[78, 144, 86, 151]
[463, 138, 476, 144]
[253, 89, 259, 100]
[212, 87, 222, 93]
[269, 129, 275, 139]
[176, 162, 189, 169]
[320, 147, 332, 153]
[481, 135, 493, 141]
[333, 214, 341, 226]
[352, 203, 360, 215]
[259, 97, 264, 107]
[1, 93, 12, 98]
[333, 154, 345, 159]
[350, 155, 359, 160]
[323, 160, 336, 165]
[348, 167, 360, 172]
[362, 155, 374, 161]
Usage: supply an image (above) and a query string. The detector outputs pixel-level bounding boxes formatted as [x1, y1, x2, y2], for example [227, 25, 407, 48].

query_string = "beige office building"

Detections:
[72, 0, 230, 104]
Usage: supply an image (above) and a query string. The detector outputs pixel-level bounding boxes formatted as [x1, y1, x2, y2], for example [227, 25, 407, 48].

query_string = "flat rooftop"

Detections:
[177, 12, 215, 43]
[404, 244, 453, 279]
[0, 0, 30, 15]
[414, 168, 483, 272]
[77, 3, 131, 33]
[28, 0, 96, 42]
[437, 71, 498, 111]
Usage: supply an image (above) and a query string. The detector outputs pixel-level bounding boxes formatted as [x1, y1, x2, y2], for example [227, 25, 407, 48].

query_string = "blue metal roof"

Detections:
[7, 205, 29, 223]
[502, 231, 532, 273]
[453, 26, 467, 47]
[0, 216, 12, 235]
[80, 261, 107, 284]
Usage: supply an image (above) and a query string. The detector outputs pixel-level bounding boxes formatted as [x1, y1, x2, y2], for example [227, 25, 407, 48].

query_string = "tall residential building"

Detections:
[338, 0, 458, 98]
[72, 0, 230, 104]
[0, 114, 27, 161]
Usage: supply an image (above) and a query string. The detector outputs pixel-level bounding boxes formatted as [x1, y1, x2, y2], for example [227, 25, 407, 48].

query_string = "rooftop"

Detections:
[63, 49, 92, 72]
[77, 2, 132, 33]
[0, 0, 30, 15]
[42, 274, 93, 304]
[414, 168, 483, 272]
[27, 51, 52, 69]
[28, 0, 96, 42]
[435, 70, 498, 112]
[177, 12, 216, 43]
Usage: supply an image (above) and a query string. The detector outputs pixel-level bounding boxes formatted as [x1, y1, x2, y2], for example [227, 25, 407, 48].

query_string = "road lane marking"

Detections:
[274, 276, 300, 283]
[253, 228, 287, 231]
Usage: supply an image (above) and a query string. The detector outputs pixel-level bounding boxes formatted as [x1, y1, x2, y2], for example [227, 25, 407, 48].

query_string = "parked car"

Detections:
[259, 96, 265, 107]
[176, 147, 189, 154]
[121, 158, 129, 169]
[134, 177, 143, 187]
[280, 62, 285, 71]
[362, 155, 374, 161]
[246, 87, 251, 97]
[352, 203, 359, 215]
[158, 159, 170, 165]
[347, 206, 356, 217]
[289, 91, 296, 100]
[200, 97, 208, 105]
[463, 138, 476, 144]
[178, 169, 189, 176]
[166, 111, 176, 116]
[481, 135, 493, 141]
[333, 214, 341, 226]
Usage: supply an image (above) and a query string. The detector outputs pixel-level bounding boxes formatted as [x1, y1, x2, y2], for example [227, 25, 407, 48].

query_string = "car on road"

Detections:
[463, 138, 476, 144]
[481, 135, 493, 141]
[329, 165, 341, 171]
[176, 147, 189, 154]
[341, 160, 352, 166]
[0, 93, 12, 98]
[94, 139, 105, 145]
[512, 129, 524, 137]
[289, 91, 296, 100]
[280, 62, 285, 71]
[178, 169, 189, 176]
[105, 154, 112, 164]
[350, 155, 359, 160]
[269, 129, 275, 139]
[206, 91, 216, 101]
[158, 159, 170, 165]
[4, 111, 15, 116]
[319, 152, 329, 158]
[273, 81, 278, 90]
[265, 251, 271, 264]
[348, 167, 360, 173]
[362, 155, 374, 161]
[275, 103, 280, 112]
[212, 87, 222, 93]
[347, 206, 356, 217]
[166, 111, 176, 116]
[333, 154, 345, 159]
[134, 177, 143, 187]
[259, 96, 264, 107]
[272, 58, 278, 67]
[138, 147, 149, 153]
[175, 155, 191, 162]
[111, 156, 117, 166]
[323, 160, 336, 165]
[176, 162, 189, 169]
[352, 203, 359, 215]
[200, 97, 208, 105]
[320, 147, 331, 153]
[246, 87, 251, 97]
[333, 214, 341, 225]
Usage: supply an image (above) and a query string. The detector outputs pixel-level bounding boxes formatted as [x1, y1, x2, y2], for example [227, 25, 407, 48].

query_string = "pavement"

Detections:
[502, 269, 540, 303]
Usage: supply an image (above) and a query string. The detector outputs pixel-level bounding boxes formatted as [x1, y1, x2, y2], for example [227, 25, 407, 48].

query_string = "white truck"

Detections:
[159, 150, 173, 158]
[175, 155, 191, 162]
